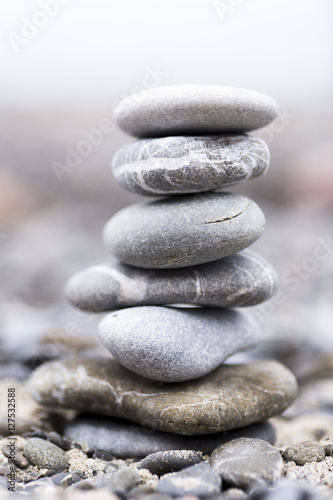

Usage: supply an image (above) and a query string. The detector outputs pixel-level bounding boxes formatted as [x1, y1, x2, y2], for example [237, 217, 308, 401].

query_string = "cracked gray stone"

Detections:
[112, 135, 270, 196]
[29, 358, 298, 435]
[65, 250, 277, 312]
[98, 306, 257, 382]
[113, 85, 279, 138]
[103, 192, 265, 269]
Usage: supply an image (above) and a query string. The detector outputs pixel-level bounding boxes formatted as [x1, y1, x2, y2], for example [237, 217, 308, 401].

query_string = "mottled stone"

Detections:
[211, 438, 283, 489]
[24, 438, 68, 471]
[99, 306, 257, 382]
[156, 462, 221, 497]
[283, 441, 325, 466]
[103, 192, 265, 269]
[66, 250, 277, 312]
[112, 135, 270, 196]
[29, 358, 297, 435]
[138, 450, 204, 475]
[64, 417, 276, 458]
[114, 85, 279, 138]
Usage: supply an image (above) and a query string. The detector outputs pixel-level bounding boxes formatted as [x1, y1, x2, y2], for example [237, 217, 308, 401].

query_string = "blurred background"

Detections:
[0, 0, 332, 362]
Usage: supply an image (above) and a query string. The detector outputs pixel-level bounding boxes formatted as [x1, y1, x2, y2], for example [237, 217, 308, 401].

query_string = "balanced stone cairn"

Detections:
[30, 86, 298, 456]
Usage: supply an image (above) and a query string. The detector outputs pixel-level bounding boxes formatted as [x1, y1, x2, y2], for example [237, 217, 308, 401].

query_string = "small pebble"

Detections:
[24, 476, 56, 492]
[156, 462, 221, 498]
[92, 449, 115, 461]
[283, 441, 325, 466]
[220, 488, 248, 499]
[324, 443, 333, 456]
[138, 450, 204, 476]
[50, 472, 81, 488]
[210, 438, 283, 489]
[48, 431, 72, 451]
[24, 437, 68, 470]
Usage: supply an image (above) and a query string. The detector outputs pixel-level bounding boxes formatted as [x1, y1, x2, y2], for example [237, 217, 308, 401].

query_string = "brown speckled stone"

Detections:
[29, 358, 297, 436]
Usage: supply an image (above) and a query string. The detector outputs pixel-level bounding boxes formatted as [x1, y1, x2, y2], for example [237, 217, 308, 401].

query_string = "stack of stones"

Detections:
[30, 86, 298, 458]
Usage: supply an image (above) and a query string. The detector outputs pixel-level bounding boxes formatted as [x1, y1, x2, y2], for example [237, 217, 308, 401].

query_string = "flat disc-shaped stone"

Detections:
[29, 358, 298, 435]
[99, 306, 258, 382]
[112, 135, 270, 196]
[64, 417, 276, 458]
[113, 85, 279, 137]
[103, 192, 265, 269]
[65, 250, 277, 312]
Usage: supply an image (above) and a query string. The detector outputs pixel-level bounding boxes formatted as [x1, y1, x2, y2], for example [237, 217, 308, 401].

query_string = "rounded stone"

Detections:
[29, 358, 298, 435]
[103, 192, 265, 269]
[24, 438, 68, 471]
[66, 250, 277, 312]
[112, 135, 270, 196]
[64, 417, 276, 458]
[155, 462, 222, 498]
[210, 438, 283, 489]
[99, 306, 257, 382]
[113, 85, 279, 138]
[283, 441, 325, 466]
[138, 450, 204, 476]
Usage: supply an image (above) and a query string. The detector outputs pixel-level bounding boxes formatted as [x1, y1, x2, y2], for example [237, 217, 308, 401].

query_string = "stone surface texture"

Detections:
[112, 134, 270, 196]
[66, 250, 277, 312]
[64, 417, 276, 457]
[210, 438, 283, 489]
[99, 306, 257, 382]
[103, 192, 265, 269]
[113, 85, 279, 137]
[29, 358, 298, 435]
[155, 462, 222, 497]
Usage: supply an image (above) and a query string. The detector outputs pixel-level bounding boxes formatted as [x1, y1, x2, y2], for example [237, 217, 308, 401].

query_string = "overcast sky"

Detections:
[1, 0, 332, 113]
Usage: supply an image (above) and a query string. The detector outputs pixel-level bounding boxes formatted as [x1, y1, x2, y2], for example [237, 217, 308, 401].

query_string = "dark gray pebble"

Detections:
[24, 437, 68, 471]
[138, 450, 204, 476]
[48, 431, 72, 451]
[211, 438, 283, 489]
[64, 416, 275, 458]
[92, 449, 115, 461]
[324, 443, 333, 456]
[50, 472, 82, 487]
[283, 441, 325, 466]
[156, 462, 221, 498]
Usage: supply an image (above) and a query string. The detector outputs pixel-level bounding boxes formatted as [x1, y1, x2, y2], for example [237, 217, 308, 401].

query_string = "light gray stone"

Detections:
[64, 417, 276, 458]
[99, 306, 257, 382]
[29, 358, 298, 435]
[283, 441, 325, 466]
[103, 192, 265, 269]
[112, 135, 270, 196]
[24, 438, 68, 471]
[66, 250, 277, 312]
[113, 85, 279, 137]
[155, 462, 222, 497]
[210, 438, 283, 489]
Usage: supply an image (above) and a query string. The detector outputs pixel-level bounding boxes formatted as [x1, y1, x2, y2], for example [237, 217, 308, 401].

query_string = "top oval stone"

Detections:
[113, 85, 279, 138]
